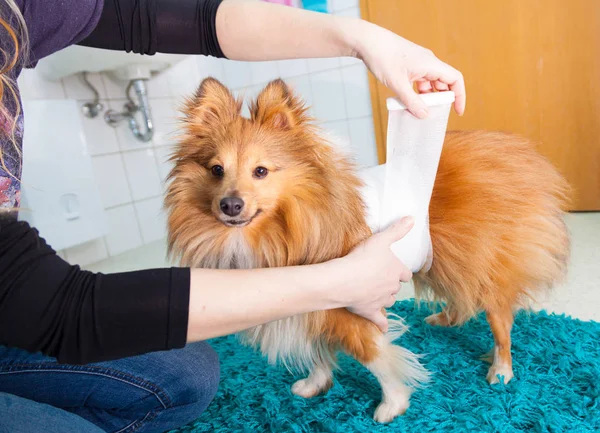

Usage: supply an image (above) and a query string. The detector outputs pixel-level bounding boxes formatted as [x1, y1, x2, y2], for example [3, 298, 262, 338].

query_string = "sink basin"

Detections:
[36, 45, 188, 81]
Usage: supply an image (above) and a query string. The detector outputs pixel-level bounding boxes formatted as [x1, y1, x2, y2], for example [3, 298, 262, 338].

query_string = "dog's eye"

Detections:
[254, 167, 268, 179]
[211, 165, 224, 177]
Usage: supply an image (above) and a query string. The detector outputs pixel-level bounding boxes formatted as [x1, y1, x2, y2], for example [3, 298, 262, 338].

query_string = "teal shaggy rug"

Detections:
[171, 300, 600, 433]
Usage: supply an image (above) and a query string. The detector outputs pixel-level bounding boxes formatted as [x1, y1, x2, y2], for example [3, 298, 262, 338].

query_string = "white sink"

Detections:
[36, 45, 188, 81]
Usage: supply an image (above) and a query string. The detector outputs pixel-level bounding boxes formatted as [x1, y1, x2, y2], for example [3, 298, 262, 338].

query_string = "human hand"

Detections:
[342, 19, 466, 119]
[331, 217, 415, 332]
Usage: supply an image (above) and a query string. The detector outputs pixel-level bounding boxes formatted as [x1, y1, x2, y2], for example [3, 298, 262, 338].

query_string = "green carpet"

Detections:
[171, 300, 600, 432]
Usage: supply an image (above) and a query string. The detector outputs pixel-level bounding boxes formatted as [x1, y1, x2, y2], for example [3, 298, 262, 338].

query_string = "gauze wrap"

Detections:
[358, 91, 455, 273]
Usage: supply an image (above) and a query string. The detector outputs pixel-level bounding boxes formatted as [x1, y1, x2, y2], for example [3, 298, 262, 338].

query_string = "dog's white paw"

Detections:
[291, 378, 330, 399]
[373, 397, 409, 423]
[486, 364, 514, 384]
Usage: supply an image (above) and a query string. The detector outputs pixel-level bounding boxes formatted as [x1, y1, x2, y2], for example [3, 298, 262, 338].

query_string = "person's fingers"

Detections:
[371, 311, 389, 333]
[433, 80, 449, 91]
[449, 76, 466, 116]
[400, 267, 413, 282]
[384, 294, 397, 308]
[430, 65, 466, 116]
[390, 78, 428, 119]
[416, 80, 434, 94]
[418, 59, 466, 116]
[378, 216, 415, 245]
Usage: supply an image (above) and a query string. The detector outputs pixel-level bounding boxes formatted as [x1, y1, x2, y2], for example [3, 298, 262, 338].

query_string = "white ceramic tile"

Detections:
[122, 149, 163, 201]
[146, 71, 172, 98]
[167, 56, 201, 100]
[135, 197, 167, 244]
[284, 76, 314, 115]
[307, 57, 341, 73]
[151, 99, 180, 146]
[331, 0, 359, 12]
[250, 61, 279, 85]
[341, 64, 373, 118]
[62, 72, 107, 100]
[101, 73, 128, 100]
[322, 120, 352, 150]
[107, 99, 152, 151]
[83, 238, 172, 273]
[197, 56, 226, 82]
[104, 205, 143, 256]
[18, 69, 65, 100]
[80, 101, 119, 155]
[20, 100, 108, 250]
[154, 145, 175, 184]
[310, 69, 347, 122]
[237, 85, 263, 118]
[276, 59, 309, 78]
[91, 154, 132, 208]
[65, 238, 108, 266]
[222, 60, 253, 89]
[348, 116, 379, 167]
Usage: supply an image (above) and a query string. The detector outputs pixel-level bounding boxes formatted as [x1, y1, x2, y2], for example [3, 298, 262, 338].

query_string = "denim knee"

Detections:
[162, 341, 220, 421]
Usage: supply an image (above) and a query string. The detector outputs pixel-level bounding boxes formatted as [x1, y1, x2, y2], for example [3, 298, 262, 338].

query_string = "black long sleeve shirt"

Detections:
[0, 0, 225, 364]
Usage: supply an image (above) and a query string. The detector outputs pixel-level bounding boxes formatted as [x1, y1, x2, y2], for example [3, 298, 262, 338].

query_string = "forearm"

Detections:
[186, 260, 344, 341]
[216, 0, 363, 61]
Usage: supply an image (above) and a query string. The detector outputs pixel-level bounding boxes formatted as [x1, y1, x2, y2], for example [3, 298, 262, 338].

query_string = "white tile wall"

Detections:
[151, 99, 179, 146]
[104, 205, 143, 256]
[341, 64, 373, 118]
[63, 238, 108, 267]
[122, 149, 163, 201]
[92, 154, 132, 208]
[20, 0, 378, 266]
[80, 101, 119, 155]
[310, 69, 347, 121]
[134, 197, 168, 244]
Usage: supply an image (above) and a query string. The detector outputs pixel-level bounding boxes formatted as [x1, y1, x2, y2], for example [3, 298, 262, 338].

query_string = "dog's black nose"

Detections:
[220, 197, 244, 217]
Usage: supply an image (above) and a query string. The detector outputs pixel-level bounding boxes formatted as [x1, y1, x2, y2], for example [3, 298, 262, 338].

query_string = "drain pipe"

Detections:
[105, 79, 154, 143]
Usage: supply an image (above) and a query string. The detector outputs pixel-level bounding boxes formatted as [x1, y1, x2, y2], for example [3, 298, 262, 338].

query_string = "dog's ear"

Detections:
[184, 77, 241, 127]
[250, 79, 310, 130]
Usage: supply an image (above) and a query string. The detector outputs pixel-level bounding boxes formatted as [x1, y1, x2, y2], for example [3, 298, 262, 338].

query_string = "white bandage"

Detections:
[358, 91, 454, 273]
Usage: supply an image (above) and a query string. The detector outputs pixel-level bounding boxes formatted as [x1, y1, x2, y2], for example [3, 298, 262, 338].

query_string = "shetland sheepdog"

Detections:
[165, 77, 570, 423]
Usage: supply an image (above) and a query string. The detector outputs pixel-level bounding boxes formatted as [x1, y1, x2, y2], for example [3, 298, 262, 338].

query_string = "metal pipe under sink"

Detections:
[104, 79, 154, 143]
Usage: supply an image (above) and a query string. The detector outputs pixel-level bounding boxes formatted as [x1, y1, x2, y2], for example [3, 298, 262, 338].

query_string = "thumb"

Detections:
[380, 216, 415, 245]
[392, 79, 429, 119]
[370, 311, 389, 333]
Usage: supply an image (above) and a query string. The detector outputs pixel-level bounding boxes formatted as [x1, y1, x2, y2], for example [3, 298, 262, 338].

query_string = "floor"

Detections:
[85, 212, 600, 322]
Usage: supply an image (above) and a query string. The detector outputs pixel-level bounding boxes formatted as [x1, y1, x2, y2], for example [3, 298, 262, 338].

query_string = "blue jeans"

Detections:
[0, 342, 220, 433]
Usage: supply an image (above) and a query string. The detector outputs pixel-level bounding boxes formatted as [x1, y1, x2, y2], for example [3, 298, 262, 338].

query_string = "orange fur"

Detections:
[165, 77, 570, 420]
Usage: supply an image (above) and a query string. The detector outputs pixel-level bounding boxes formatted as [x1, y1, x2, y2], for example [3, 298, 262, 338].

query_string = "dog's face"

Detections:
[200, 124, 286, 228]
[172, 78, 319, 229]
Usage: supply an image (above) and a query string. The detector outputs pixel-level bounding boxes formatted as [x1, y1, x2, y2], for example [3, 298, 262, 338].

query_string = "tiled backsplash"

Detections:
[18, 2, 378, 266]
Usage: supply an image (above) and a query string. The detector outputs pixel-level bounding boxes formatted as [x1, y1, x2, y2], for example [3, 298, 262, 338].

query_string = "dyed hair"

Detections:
[0, 0, 28, 179]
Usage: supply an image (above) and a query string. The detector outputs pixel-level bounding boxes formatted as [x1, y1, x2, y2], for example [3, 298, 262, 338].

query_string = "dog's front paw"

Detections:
[373, 397, 409, 423]
[291, 378, 331, 398]
[486, 364, 514, 385]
